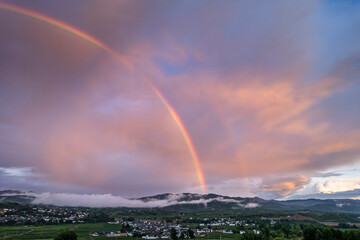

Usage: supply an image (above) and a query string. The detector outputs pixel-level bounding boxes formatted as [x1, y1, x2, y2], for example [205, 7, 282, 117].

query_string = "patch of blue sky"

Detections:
[94, 96, 153, 115]
[158, 57, 200, 76]
[303, 0, 360, 84]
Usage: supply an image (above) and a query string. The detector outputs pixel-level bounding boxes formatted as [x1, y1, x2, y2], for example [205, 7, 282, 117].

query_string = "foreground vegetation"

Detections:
[1, 221, 360, 240]
[2, 202, 360, 239]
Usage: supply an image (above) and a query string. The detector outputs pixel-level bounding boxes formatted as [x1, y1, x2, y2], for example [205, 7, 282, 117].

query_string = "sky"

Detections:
[0, 0, 360, 201]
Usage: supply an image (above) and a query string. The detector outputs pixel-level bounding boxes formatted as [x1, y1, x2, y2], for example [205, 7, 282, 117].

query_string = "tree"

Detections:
[187, 229, 195, 239]
[54, 230, 77, 240]
[133, 232, 142, 238]
[303, 227, 317, 240]
[242, 231, 255, 240]
[261, 226, 270, 239]
[170, 228, 178, 240]
[122, 223, 132, 232]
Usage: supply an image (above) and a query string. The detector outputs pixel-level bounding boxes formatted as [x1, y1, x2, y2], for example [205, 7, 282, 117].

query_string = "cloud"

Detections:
[0, 0, 360, 197]
[255, 176, 310, 199]
[313, 172, 343, 178]
[316, 178, 360, 194]
[1, 192, 259, 208]
[287, 188, 360, 200]
[0, 167, 35, 177]
[0, 167, 59, 196]
[284, 165, 360, 199]
[335, 202, 349, 208]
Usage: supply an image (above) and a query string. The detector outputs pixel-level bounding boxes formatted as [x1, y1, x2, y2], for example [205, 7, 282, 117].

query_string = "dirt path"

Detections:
[1, 224, 81, 239]
[69, 224, 81, 231]
[3, 229, 34, 239]
[319, 222, 360, 227]
[264, 214, 360, 227]
[289, 214, 360, 227]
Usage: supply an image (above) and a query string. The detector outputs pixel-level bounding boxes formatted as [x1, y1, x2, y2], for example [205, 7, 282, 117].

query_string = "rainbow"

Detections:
[143, 77, 206, 191]
[0, 2, 206, 193]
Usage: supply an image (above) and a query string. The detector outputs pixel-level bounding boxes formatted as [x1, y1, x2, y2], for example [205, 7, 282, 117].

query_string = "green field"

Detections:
[0, 223, 136, 240]
[0, 223, 246, 240]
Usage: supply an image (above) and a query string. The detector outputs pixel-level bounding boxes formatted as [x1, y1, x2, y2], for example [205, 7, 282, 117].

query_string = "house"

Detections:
[142, 235, 158, 239]
[107, 233, 127, 237]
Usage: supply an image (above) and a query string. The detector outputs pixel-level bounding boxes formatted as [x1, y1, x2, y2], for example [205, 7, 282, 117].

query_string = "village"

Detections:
[90, 218, 263, 238]
[0, 207, 88, 224]
[1, 206, 266, 238]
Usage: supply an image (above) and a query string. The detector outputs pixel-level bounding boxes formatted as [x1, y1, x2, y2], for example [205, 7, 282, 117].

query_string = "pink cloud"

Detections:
[1, 0, 360, 198]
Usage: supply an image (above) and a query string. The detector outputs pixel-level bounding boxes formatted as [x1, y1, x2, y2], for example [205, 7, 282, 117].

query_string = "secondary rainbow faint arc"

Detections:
[0, 2, 206, 193]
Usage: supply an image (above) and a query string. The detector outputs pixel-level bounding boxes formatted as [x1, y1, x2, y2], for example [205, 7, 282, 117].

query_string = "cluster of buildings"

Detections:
[0, 207, 88, 224]
[91, 219, 189, 239]
[1, 206, 264, 238]
[197, 217, 243, 227]
[90, 218, 262, 238]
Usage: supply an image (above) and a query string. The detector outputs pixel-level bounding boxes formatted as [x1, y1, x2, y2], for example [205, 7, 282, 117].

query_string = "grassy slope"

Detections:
[0, 223, 246, 240]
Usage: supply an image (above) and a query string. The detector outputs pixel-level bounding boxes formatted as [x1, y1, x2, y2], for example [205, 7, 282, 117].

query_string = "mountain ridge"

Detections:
[1, 190, 360, 213]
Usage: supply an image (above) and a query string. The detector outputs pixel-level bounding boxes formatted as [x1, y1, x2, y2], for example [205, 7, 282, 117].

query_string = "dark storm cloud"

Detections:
[313, 172, 343, 178]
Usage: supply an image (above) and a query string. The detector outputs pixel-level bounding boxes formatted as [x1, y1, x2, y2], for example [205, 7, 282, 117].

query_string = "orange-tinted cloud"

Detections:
[1, 0, 360, 198]
[256, 177, 310, 198]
